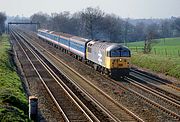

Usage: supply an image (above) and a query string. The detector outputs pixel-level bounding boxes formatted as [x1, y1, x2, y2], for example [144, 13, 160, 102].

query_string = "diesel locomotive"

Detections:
[37, 29, 131, 77]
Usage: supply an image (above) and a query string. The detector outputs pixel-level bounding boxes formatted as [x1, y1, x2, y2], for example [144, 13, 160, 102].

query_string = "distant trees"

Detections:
[30, 12, 49, 29]
[160, 20, 172, 38]
[101, 14, 123, 42]
[0, 12, 7, 35]
[80, 7, 104, 39]
[123, 19, 136, 44]
[174, 17, 180, 36]
[50, 12, 71, 33]
[144, 23, 159, 53]
[123, 18, 129, 45]
[134, 22, 146, 41]
[28, 7, 180, 45]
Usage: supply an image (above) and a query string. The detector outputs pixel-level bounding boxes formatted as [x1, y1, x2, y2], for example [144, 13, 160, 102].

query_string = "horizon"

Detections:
[1, 0, 180, 19]
[5, 13, 180, 20]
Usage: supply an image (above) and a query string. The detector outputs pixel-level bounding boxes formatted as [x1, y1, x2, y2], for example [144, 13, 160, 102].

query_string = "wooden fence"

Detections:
[130, 47, 180, 57]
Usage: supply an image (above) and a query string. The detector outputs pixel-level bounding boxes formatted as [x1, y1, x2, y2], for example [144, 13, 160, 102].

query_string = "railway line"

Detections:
[130, 69, 180, 96]
[125, 69, 180, 119]
[129, 69, 180, 104]
[11, 28, 144, 121]
[131, 68, 180, 89]
[10, 32, 63, 121]
[100, 75, 180, 120]
[124, 78, 180, 118]
[32, 30, 180, 118]
[12, 28, 180, 121]
[11, 30, 97, 122]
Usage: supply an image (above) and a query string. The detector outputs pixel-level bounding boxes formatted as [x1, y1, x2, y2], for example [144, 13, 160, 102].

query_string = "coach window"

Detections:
[88, 47, 92, 53]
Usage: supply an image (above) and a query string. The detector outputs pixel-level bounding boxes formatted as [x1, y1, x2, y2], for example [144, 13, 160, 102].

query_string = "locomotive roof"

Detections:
[88, 40, 129, 51]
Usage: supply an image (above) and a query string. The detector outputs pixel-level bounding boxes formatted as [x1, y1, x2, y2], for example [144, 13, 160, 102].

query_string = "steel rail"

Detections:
[16, 28, 144, 122]
[129, 72, 180, 103]
[18, 28, 180, 120]
[131, 69, 180, 91]
[11, 29, 95, 122]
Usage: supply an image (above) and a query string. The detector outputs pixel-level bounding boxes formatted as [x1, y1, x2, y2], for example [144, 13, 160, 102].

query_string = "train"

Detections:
[37, 29, 131, 77]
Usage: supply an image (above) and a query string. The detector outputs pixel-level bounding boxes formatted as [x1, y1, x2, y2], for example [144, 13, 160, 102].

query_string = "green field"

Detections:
[0, 35, 28, 121]
[127, 37, 180, 57]
[127, 37, 180, 79]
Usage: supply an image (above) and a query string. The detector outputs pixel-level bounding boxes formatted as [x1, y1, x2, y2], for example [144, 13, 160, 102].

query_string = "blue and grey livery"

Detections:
[37, 29, 131, 77]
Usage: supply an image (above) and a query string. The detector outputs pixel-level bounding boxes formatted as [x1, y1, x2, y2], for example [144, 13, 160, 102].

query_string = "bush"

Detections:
[0, 106, 28, 122]
[0, 35, 28, 121]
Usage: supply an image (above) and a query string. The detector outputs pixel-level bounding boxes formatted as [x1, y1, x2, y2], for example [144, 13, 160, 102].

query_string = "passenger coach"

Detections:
[37, 29, 131, 77]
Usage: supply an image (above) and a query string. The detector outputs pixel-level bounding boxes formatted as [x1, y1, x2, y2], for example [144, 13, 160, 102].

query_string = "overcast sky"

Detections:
[0, 0, 180, 18]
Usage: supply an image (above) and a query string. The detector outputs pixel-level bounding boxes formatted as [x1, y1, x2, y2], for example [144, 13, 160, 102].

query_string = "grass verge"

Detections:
[132, 53, 180, 80]
[0, 34, 28, 121]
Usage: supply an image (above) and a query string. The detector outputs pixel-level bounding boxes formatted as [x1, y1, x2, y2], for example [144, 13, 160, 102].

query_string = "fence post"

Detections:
[154, 48, 156, 55]
[165, 48, 167, 56]
[178, 50, 180, 57]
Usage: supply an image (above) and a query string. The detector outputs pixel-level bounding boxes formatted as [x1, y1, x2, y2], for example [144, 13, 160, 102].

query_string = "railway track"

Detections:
[125, 70, 180, 120]
[129, 69, 180, 102]
[16, 28, 180, 121]
[131, 68, 180, 91]
[11, 29, 97, 122]
[97, 75, 180, 120]
[124, 78, 180, 118]
[11, 28, 144, 121]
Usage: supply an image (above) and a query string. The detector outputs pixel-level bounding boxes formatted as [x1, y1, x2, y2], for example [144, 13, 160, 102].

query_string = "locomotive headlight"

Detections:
[119, 59, 122, 62]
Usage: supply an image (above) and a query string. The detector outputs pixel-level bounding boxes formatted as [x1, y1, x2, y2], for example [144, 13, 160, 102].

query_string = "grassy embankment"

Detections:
[0, 35, 28, 121]
[127, 37, 180, 79]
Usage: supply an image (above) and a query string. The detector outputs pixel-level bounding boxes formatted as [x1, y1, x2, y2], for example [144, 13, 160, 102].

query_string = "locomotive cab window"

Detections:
[121, 50, 130, 57]
[110, 49, 130, 57]
[107, 52, 110, 57]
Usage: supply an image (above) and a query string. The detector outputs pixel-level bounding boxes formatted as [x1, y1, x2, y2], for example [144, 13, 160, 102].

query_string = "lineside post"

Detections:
[29, 96, 38, 121]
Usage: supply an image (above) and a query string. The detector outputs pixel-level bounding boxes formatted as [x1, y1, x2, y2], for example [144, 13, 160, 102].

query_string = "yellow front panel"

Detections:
[105, 57, 111, 69]
[105, 57, 130, 69]
[86, 48, 88, 59]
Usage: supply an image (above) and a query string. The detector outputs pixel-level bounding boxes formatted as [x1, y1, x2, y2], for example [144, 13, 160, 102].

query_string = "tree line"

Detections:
[2, 7, 180, 51]
[28, 7, 180, 45]
[0, 12, 7, 35]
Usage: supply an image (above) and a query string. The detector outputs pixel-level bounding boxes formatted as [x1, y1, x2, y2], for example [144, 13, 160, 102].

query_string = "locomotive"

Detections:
[37, 29, 131, 77]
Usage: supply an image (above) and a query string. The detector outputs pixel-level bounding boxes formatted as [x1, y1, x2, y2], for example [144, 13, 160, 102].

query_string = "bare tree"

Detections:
[144, 23, 159, 53]
[30, 12, 49, 29]
[174, 17, 180, 36]
[0, 12, 7, 35]
[25, 8, 179, 42]
[81, 7, 104, 39]
[69, 12, 82, 36]
[134, 22, 146, 41]
[50, 12, 71, 32]
[101, 14, 123, 42]
[160, 20, 172, 44]
[123, 18, 129, 45]
[121, 18, 137, 44]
